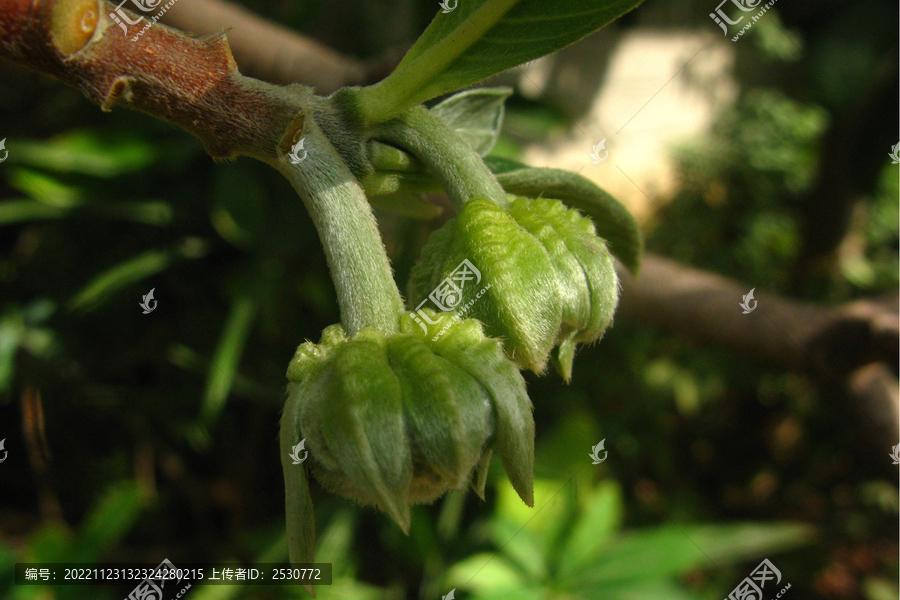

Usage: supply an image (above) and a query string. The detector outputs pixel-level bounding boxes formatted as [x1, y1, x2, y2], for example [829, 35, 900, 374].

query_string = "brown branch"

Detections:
[158, 0, 373, 92]
[616, 254, 899, 379]
[0, 0, 305, 160]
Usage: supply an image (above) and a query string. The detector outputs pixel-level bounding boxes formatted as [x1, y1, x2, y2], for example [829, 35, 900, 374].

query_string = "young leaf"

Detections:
[354, 0, 645, 123]
[487, 156, 643, 272]
[430, 87, 513, 156]
[556, 480, 623, 578]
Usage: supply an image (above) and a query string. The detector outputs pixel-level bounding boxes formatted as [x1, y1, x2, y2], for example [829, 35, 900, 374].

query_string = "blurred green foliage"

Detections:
[0, 1, 897, 599]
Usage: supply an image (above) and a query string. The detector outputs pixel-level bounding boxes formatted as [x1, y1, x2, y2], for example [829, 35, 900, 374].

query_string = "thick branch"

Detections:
[0, 0, 306, 160]
[159, 0, 370, 92]
[617, 254, 899, 379]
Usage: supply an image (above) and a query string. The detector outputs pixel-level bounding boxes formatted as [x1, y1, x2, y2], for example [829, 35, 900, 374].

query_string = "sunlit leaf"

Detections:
[68, 240, 208, 312]
[566, 522, 814, 586]
[0, 198, 173, 226]
[491, 518, 547, 581]
[354, 0, 645, 122]
[446, 552, 527, 594]
[557, 480, 623, 578]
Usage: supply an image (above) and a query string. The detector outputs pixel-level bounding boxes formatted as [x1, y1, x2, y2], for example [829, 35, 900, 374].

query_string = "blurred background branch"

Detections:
[159, 0, 401, 92]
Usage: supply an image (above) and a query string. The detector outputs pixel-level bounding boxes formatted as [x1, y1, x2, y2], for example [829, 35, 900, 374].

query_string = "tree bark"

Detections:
[0, 0, 305, 160]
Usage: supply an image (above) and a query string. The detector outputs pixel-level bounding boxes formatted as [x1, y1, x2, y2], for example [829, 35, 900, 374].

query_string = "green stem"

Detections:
[372, 106, 508, 211]
[270, 110, 404, 336]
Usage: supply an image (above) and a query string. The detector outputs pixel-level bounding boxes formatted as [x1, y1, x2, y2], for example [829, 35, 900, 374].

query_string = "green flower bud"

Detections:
[281, 311, 534, 549]
[408, 196, 619, 379]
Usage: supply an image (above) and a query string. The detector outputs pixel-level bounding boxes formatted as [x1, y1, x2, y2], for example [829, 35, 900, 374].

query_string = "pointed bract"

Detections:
[409, 195, 619, 379]
[282, 312, 536, 561]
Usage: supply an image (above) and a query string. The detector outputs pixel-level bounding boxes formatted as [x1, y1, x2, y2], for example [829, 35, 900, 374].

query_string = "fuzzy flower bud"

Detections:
[408, 195, 619, 378]
[281, 311, 535, 563]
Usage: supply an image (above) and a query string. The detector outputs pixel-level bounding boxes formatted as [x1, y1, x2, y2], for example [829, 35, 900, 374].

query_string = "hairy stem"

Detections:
[269, 108, 404, 336]
[372, 105, 507, 210]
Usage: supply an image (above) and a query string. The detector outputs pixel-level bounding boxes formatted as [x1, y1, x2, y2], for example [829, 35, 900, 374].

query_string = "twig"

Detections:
[0, 0, 306, 160]
[617, 254, 899, 378]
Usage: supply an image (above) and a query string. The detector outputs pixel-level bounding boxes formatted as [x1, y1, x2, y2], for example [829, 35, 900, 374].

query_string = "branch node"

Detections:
[50, 0, 100, 56]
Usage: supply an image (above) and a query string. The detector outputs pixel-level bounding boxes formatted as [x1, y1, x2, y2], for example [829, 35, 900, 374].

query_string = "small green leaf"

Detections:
[7, 168, 83, 206]
[0, 199, 69, 224]
[566, 522, 814, 586]
[0, 311, 25, 394]
[487, 156, 643, 272]
[68, 240, 207, 312]
[557, 480, 623, 578]
[68, 250, 171, 312]
[200, 295, 256, 427]
[430, 87, 513, 156]
[446, 552, 528, 594]
[491, 518, 547, 582]
[71, 481, 147, 562]
[367, 140, 424, 172]
[0, 198, 173, 226]
[10, 130, 155, 177]
[354, 0, 645, 123]
[212, 164, 267, 248]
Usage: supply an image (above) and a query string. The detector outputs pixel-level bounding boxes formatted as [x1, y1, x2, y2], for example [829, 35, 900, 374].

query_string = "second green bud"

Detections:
[409, 195, 619, 379]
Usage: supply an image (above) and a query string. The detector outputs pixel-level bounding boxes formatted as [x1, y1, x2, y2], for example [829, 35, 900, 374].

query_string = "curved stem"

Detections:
[372, 105, 508, 211]
[270, 109, 404, 336]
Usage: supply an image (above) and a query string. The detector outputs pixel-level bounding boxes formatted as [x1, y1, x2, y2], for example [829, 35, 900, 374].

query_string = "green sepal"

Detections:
[282, 312, 536, 560]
